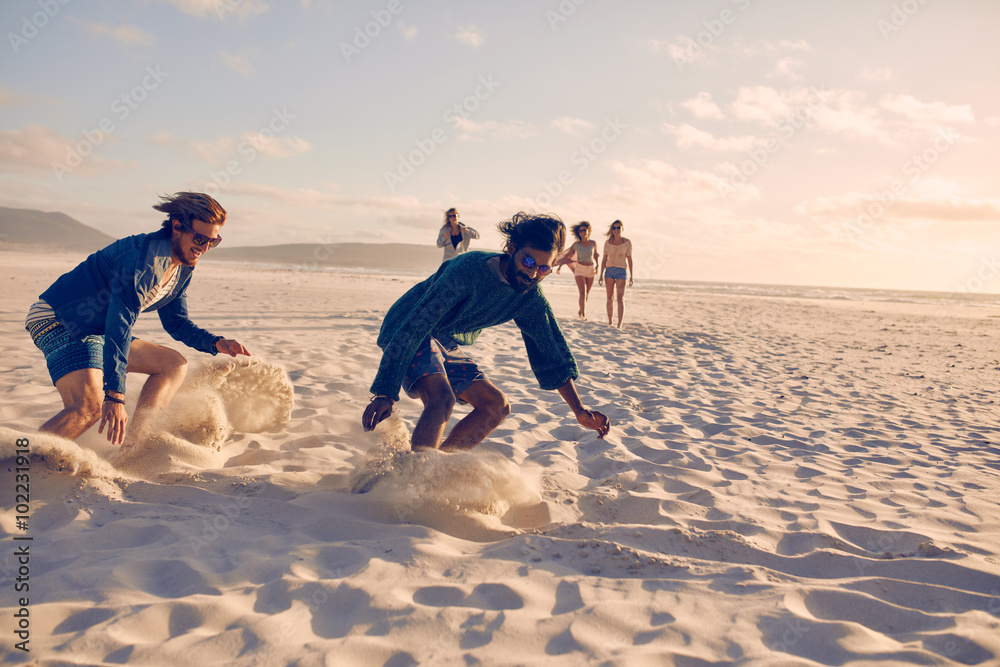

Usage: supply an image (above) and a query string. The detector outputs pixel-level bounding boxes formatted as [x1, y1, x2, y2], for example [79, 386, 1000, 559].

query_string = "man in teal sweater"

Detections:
[363, 212, 610, 451]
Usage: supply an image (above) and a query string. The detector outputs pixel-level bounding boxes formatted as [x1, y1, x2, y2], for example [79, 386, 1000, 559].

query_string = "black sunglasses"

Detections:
[178, 220, 222, 248]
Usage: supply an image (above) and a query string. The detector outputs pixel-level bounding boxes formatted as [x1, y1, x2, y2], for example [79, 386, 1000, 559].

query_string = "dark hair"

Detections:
[498, 212, 566, 254]
[155, 192, 227, 231]
[605, 219, 623, 238]
[570, 221, 591, 242]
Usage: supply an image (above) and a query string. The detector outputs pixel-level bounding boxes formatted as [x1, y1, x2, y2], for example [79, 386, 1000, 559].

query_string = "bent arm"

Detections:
[436, 227, 450, 248]
[157, 287, 223, 355]
[557, 379, 610, 438]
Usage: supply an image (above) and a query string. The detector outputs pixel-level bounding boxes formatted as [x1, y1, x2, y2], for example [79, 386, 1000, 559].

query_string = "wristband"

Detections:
[370, 395, 394, 405]
[104, 394, 125, 405]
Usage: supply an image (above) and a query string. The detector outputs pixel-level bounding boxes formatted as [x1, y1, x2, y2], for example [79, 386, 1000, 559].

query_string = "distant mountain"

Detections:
[0, 207, 115, 251]
[0, 207, 451, 273]
[210, 242, 444, 273]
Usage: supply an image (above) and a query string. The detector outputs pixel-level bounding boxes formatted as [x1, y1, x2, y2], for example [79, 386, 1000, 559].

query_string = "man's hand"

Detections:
[216, 339, 251, 357]
[98, 397, 128, 445]
[577, 409, 611, 439]
[362, 397, 393, 432]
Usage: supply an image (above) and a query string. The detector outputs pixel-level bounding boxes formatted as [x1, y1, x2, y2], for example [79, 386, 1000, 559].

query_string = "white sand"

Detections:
[2, 249, 999, 665]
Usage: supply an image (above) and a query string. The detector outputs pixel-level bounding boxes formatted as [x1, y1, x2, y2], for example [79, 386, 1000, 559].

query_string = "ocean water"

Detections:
[216, 260, 1000, 310]
[635, 279, 1000, 310]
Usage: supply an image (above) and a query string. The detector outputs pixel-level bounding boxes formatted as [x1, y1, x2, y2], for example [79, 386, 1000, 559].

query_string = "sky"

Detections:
[1, 0, 998, 292]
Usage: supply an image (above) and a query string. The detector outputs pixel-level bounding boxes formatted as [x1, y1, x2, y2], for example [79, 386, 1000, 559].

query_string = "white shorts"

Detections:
[572, 263, 596, 278]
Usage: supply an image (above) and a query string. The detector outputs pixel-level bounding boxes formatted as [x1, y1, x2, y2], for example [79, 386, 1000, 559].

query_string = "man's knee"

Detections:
[479, 386, 510, 424]
[166, 349, 188, 375]
[417, 376, 456, 415]
[73, 392, 104, 425]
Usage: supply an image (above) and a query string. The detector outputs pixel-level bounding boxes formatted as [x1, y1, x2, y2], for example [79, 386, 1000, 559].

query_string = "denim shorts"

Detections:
[402, 337, 486, 404]
[26, 318, 105, 385]
[604, 266, 627, 281]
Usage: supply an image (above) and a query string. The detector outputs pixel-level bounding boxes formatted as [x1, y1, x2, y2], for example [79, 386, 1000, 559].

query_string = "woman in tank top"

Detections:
[598, 219, 633, 327]
[554, 221, 599, 319]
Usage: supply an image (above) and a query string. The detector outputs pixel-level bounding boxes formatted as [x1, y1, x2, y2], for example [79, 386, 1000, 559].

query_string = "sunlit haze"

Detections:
[2, 1, 998, 292]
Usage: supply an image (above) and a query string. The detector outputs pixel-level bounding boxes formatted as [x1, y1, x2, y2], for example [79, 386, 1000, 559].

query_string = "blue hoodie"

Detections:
[39, 228, 221, 394]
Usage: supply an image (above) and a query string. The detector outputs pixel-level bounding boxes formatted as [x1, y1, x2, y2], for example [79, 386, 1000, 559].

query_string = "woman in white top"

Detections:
[436, 207, 480, 262]
[598, 219, 633, 327]
[554, 221, 600, 319]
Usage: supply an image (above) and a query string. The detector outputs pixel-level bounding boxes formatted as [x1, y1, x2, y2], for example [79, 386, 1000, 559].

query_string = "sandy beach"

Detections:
[2, 248, 999, 666]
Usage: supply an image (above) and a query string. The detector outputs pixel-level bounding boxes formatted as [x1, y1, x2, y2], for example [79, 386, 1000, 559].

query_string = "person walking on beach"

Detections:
[553, 221, 599, 319]
[25, 192, 250, 448]
[598, 220, 633, 328]
[363, 212, 611, 451]
[436, 207, 480, 262]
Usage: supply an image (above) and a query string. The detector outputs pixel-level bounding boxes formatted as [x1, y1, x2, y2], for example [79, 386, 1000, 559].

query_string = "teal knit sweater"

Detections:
[371, 251, 579, 401]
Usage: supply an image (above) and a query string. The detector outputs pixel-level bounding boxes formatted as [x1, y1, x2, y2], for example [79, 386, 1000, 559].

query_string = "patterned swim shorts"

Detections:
[402, 337, 486, 404]
[26, 318, 104, 385]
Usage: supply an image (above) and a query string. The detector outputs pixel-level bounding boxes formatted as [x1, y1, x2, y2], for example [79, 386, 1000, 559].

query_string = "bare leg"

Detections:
[440, 379, 510, 451]
[615, 279, 627, 327]
[410, 373, 456, 451]
[575, 275, 587, 317]
[605, 278, 615, 325]
[39, 368, 103, 440]
[122, 340, 188, 443]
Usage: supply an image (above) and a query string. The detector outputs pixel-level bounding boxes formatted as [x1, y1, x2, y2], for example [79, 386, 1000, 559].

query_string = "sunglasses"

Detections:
[611, 225, 622, 230]
[520, 253, 552, 275]
[447, 214, 458, 219]
[178, 220, 222, 248]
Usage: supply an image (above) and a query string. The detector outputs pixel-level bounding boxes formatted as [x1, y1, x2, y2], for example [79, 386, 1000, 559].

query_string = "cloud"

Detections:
[220, 51, 254, 77]
[766, 57, 805, 81]
[454, 118, 536, 141]
[0, 86, 23, 107]
[663, 123, 766, 152]
[986, 116, 1000, 128]
[69, 18, 156, 46]
[454, 24, 484, 47]
[798, 192, 1000, 223]
[187, 137, 236, 166]
[880, 94, 975, 126]
[239, 133, 312, 158]
[154, 131, 311, 165]
[551, 117, 595, 134]
[680, 92, 724, 119]
[156, 0, 268, 22]
[0, 124, 126, 175]
[399, 22, 418, 40]
[860, 66, 892, 81]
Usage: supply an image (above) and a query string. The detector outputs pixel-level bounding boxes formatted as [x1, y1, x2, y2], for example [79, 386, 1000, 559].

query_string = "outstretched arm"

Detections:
[557, 379, 610, 438]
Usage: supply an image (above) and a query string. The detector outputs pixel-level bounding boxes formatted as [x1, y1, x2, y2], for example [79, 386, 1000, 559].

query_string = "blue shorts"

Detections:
[27, 318, 105, 385]
[604, 266, 627, 281]
[402, 337, 486, 404]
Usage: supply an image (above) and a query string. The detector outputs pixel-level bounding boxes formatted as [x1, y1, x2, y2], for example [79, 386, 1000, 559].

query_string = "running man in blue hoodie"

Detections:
[25, 192, 250, 447]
